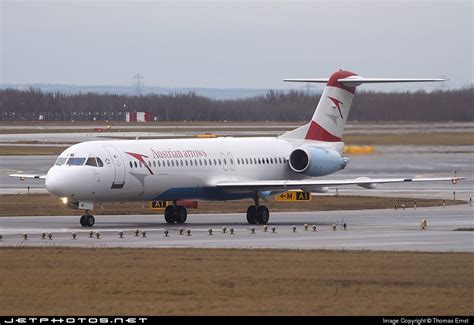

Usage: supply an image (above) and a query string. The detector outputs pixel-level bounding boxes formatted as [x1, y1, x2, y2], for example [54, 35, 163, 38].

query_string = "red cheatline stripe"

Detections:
[305, 121, 341, 142]
[125, 151, 154, 175]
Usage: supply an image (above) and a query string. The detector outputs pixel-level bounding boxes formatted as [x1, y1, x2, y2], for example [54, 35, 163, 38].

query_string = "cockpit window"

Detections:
[55, 157, 67, 166]
[85, 157, 97, 167]
[84, 157, 104, 167]
[66, 157, 86, 166]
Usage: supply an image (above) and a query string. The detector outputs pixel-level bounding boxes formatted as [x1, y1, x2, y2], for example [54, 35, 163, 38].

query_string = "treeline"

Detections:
[0, 87, 472, 121]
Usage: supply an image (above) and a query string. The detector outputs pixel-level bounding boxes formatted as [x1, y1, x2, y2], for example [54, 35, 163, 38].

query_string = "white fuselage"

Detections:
[45, 137, 344, 203]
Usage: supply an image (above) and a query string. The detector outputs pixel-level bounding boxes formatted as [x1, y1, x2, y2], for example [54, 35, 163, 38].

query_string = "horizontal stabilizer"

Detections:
[284, 76, 446, 87]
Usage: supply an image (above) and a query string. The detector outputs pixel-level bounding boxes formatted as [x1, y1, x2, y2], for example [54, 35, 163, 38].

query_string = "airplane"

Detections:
[10, 70, 462, 227]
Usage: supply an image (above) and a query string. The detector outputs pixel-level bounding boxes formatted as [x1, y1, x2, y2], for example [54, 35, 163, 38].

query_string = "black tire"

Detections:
[86, 215, 95, 227]
[164, 206, 176, 223]
[256, 205, 269, 225]
[246, 205, 258, 224]
[176, 205, 187, 224]
[80, 215, 87, 227]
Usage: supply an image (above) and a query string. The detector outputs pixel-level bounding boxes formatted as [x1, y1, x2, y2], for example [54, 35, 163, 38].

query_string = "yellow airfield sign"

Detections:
[275, 191, 312, 202]
[149, 200, 169, 209]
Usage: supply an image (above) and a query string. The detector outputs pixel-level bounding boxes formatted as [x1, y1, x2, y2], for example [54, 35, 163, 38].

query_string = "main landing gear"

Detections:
[164, 202, 188, 224]
[80, 210, 95, 227]
[246, 193, 269, 225]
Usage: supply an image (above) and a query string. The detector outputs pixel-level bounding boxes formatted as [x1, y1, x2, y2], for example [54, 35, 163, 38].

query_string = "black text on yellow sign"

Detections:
[275, 191, 312, 202]
[149, 200, 169, 209]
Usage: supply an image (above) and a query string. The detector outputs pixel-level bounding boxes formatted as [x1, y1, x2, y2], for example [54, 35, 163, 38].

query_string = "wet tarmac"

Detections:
[0, 205, 472, 251]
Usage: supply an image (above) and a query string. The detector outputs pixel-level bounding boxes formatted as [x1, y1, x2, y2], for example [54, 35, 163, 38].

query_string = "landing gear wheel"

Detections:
[176, 205, 188, 224]
[256, 205, 269, 225]
[246, 205, 258, 224]
[86, 215, 95, 227]
[164, 206, 176, 224]
[80, 215, 87, 227]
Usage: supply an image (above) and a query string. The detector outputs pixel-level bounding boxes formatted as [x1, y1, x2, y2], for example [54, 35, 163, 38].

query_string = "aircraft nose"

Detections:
[46, 167, 66, 197]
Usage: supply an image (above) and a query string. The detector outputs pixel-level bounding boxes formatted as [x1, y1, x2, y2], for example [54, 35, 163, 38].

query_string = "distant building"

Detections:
[125, 112, 153, 122]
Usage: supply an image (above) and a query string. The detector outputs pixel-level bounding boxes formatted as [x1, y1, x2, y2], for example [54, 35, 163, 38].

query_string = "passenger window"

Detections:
[134, 161, 138, 168]
[204, 159, 207, 166]
[180, 160, 183, 166]
[266, 158, 269, 164]
[153, 161, 156, 167]
[129, 161, 133, 168]
[223, 159, 227, 164]
[190, 160, 193, 166]
[185, 160, 188, 166]
[158, 161, 161, 167]
[209, 159, 212, 166]
[237, 158, 240, 165]
[218, 159, 221, 165]
[167, 161, 170, 167]
[214, 159, 217, 165]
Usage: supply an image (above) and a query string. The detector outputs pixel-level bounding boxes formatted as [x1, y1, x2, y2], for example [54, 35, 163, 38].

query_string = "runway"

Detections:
[0, 204, 472, 252]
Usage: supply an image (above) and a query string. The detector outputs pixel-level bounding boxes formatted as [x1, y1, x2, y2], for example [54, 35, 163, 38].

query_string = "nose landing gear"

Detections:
[80, 210, 95, 227]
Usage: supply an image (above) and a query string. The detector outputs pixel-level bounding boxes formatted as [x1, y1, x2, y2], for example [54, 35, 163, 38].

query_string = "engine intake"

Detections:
[289, 147, 348, 177]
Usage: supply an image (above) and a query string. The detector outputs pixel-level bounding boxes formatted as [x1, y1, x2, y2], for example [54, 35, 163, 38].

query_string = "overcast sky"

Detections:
[1, 0, 472, 91]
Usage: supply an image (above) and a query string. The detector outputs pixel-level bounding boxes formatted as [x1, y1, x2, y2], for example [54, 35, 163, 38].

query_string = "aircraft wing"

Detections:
[9, 174, 47, 180]
[216, 176, 463, 192]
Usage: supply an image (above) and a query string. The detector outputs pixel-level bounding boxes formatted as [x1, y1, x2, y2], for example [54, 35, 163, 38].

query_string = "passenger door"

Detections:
[104, 146, 126, 188]
[227, 152, 235, 171]
[220, 153, 228, 171]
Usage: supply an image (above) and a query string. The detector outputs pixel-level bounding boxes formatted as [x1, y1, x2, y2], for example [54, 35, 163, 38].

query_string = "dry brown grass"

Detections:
[0, 248, 472, 315]
[0, 193, 462, 217]
[0, 146, 67, 155]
